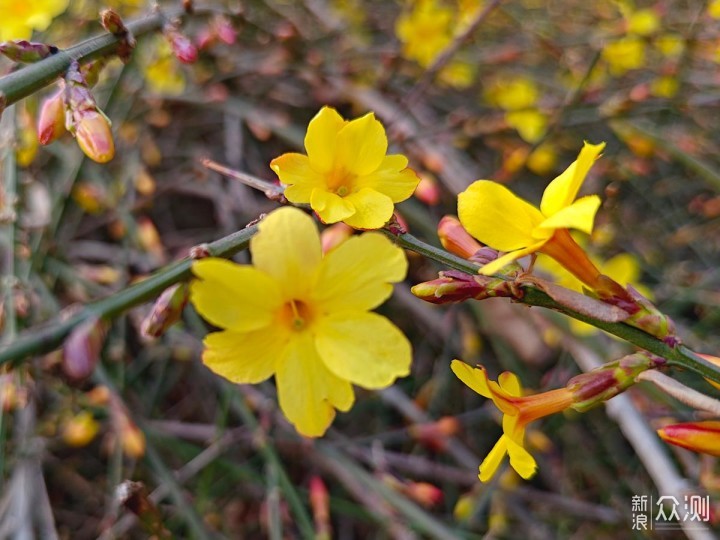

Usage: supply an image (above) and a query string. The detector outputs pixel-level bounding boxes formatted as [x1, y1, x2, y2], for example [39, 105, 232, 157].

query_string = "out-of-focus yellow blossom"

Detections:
[62, 411, 100, 447]
[655, 33, 685, 57]
[439, 61, 475, 89]
[16, 103, 38, 167]
[452, 361, 576, 481]
[0, 0, 68, 41]
[537, 250, 652, 335]
[395, 0, 453, 67]
[458, 142, 629, 302]
[627, 8, 660, 36]
[485, 76, 547, 143]
[458, 0, 484, 28]
[270, 107, 419, 229]
[709, 0, 720, 19]
[505, 110, 547, 144]
[650, 75, 679, 98]
[527, 144, 558, 176]
[142, 38, 186, 95]
[191, 207, 412, 437]
[602, 36, 645, 76]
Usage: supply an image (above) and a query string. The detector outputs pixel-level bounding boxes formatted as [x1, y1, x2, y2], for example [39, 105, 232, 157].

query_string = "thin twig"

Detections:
[637, 370, 720, 415]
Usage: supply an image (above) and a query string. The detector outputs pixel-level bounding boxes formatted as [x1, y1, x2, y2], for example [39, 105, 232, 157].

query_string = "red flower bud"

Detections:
[38, 90, 66, 145]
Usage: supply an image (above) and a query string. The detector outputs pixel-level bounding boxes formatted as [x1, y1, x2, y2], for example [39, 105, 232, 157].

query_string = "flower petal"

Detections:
[315, 312, 411, 389]
[202, 327, 287, 384]
[458, 180, 545, 251]
[341, 188, 394, 229]
[191, 259, 281, 331]
[270, 153, 324, 202]
[354, 155, 420, 202]
[451, 360, 493, 398]
[537, 195, 601, 234]
[498, 371, 522, 396]
[251, 207, 321, 298]
[305, 107, 346, 174]
[540, 142, 605, 217]
[336, 113, 388, 176]
[276, 333, 354, 437]
[478, 241, 547, 276]
[312, 232, 407, 312]
[311, 189, 356, 224]
[479, 435, 509, 482]
[506, 437, 538, 479]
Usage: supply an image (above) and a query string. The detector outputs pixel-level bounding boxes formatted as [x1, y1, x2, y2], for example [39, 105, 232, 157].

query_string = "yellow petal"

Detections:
[341, 188, 394, 229]
[478, 241, 546, 276]
[506, 437, 537, 479]
[251, 207, 321, 298]
[276, 333, 354, 437]
[311, 189, 356, 224]
[451, 360, 492, 398]
[354, 155, 420, 202]
[505, 110, 547, 143]
[540, 142, 605, 217]
[479, 435, 509, 482]
[202, 327, 287, 383]
[458, 180, 544, 251]
[537, 195, 601, 234]
[498, 371, 522, 397]
[305, 107, 346, 174]
[191, 259, 281, 331]
[336, 113, 388, 176]
[315, 312, 411, 389]
[312, 232, 407, 312]
[270, 153, 324, 202]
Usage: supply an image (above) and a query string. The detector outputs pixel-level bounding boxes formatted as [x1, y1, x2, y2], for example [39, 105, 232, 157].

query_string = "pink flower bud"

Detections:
[76, 111, 115, 163]
[62, 316, 109, 381]
[140, 283, 189, 338]
[166, 28, 198, 63]
[38, 90, 66, 145]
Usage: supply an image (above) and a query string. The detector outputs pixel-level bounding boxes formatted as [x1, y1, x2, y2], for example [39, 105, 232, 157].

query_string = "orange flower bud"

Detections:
[76, 111, 115, 163]
[437, 216, 482, 259]
[119, 415, 146, 459]
[415, 174, 441, 206]
[403, 481, 443, 508]
[658, 421, 720, 457]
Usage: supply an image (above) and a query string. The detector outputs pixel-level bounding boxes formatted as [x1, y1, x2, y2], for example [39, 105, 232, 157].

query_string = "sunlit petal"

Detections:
[506, 437, 538, 479]
[191, 259, 281, 331]
[270, 153, 324, 202]
[305, 107, 346, 174]
[354, 155, 420, 202]
[311, 189, 356, 224]
[537, 195, 601, 234]
[478, 241, 547, 276]
[458, 180, 545, 251]
[336, 113, 388, 176]
[313, 232, 407, 312]
[451, 360, 493, 398]
[540, 142, 605, 217]
[251, 207, 321, 298]
[479, 435, 509, 482]
[315, 312, 411, 389]
[340, 188, 394, 229]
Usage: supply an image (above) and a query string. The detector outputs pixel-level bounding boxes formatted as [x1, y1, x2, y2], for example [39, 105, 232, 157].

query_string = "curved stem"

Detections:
[0, 224, 257, 367]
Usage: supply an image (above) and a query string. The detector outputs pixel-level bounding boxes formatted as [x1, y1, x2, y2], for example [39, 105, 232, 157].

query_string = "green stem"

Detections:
[383, 229, 720, 385]
[0, 8, 192, 115]
[0, 224, 257, 366]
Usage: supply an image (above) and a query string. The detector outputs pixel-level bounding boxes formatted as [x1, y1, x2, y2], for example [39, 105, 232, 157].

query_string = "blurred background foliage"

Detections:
[2, 0, 720, 537]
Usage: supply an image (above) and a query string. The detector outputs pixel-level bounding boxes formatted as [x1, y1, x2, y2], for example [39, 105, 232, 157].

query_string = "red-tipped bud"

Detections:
[658, 421, 720, 457]
[437, 215, 483, 259]
[623, 285, 677, 342]
[411, 270, 495, 304]
[309, 476, 331, 540]
[62, 316, 109, 381]
[409, 416, 461, 452]
[403, 482, 444, 508]
[76, 111, 115, 163]
[140, 283, 190, 338]
[165, 27, 198, 64]
[38, 90, 66, 145]
[415, 174, 441, 206]
[0, 40, 57, 62]
[320, 223, 353, 253]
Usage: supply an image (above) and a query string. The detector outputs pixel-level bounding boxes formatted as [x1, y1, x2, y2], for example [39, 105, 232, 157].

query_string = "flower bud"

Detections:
[402, 481, 443, 508]
[165, 26, 198, 64]
[623, 285, 677, 343]
[213, 16, 237, 45]
[309, 476, 331, 540]
[409, 416, 460, 451]
[657, 421, 720, 457]
[0, 40, 57, 62]
[38, 90, 66, 145]
[320, 222, 353, 253]
[140, 283, 190, 338]
[62, 316, 109, 381]
[62, 410, 100, 447]
[568, 352, 665, 412]
[415, 174, 441, 206]
[75, 111, 115, 163]
[437, 215, 482, 259]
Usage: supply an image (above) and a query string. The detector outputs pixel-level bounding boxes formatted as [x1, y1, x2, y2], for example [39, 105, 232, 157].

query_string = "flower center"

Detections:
[279, 299, 314, 331]
[327, 167, 355, 197]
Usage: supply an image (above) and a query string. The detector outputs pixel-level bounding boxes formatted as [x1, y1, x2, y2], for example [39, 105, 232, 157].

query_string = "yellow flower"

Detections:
[0, 0, 68, 40]
[141, 37, 186, 95]
[602, 36, 646, 76]
[626, 8, 659, 37]
[650, 75, 679, 98]
[451, 360, 575, 481]
[458, 142, 627, 300]
[270, 107, 420, 230]
[505, 109, 548, 144]
[395, 0, 453, 67]
[191, 207, 412, 437]
[486, 76, 539, 111]
[709, 0, 720, 19]
[657, 421, 720, 457]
